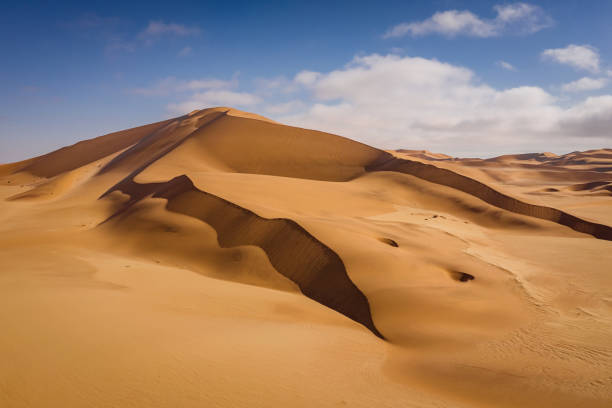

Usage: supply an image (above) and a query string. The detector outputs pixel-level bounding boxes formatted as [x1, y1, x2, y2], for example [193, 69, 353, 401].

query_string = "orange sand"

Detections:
[1, 107, 611, 407]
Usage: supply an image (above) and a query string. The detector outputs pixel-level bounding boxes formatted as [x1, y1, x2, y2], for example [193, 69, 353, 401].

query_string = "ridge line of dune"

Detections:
[369, 155, 612, 241]
[0, 118, 177, 178]
[100, 174, 384, 339]
[97, 110, 229, 176]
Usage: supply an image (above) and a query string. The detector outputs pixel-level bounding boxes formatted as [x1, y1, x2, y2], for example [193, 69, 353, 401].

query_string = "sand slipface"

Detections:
[1, 107, 612, 408]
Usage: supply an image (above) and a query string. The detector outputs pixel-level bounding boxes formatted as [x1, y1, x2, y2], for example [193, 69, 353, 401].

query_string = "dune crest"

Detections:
[371, 156, 612, 240]
[100, 173, 383, 338]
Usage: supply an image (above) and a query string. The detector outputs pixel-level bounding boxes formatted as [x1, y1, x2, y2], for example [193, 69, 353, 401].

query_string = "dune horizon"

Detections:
[3, 112, 610, 167]
[1, 106, 611, 407]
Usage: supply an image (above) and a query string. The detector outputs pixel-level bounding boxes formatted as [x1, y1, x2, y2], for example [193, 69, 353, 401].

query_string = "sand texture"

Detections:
[1, 107, 611, 407]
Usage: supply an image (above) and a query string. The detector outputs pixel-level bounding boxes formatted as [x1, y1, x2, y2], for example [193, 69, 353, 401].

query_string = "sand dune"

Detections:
[396, 148, 612, 225]
[372, 156, 612, 240]
[1, 107, 611, 408]
[101, 174, 382, 338]
[0, 118, 174, 180]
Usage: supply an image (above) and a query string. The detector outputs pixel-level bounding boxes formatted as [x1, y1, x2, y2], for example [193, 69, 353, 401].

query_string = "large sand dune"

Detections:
[1, 107, 611, 407]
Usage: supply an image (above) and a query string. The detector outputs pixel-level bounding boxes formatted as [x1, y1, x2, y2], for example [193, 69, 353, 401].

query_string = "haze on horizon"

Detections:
[1, 0, 611, 161]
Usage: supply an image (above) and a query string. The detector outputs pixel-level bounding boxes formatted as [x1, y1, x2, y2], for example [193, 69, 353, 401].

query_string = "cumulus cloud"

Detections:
[267, 54, 611, 156]
[493, 2, 551, 31]
[253, 76, 300, 95]
[168, 90, 261, 114]
[385, 10, 495, 38]
[294, 71, 322, 86]
[497, 61, 517, 71]
[559, 96, 612, 136]
[263, 100, 305, 115]
[130, 77, 236, 96]
[384, 2, 552, 38]
[136, 54, 612, 156]
[561, 77, 608, 92]
[134, 75, 260, 114]
[541, 44, 600, 72]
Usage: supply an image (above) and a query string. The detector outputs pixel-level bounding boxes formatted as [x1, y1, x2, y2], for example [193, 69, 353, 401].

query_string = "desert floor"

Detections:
[1, 108, 611, 407]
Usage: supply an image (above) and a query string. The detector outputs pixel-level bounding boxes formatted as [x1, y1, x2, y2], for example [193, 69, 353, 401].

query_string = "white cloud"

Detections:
[180, 79, 235, 91]
[559, 96, 612, 136]
[130, 77, 236, 96]
[267, 54, 611, 156]
[561, 77, 608, 92]
[385, 10, 495, 38]
[137, 53, 612, 156]
[294, 71, 322, 86]
[178, 46, 193, 57]
[263, 100, 305, 115]
[493, 3, 552, 33]
[140, 21, 200, 38]
[253, 76, 299, 94]
[167, 90, 261, 114]
[541, 44, 600, 72]
[497, 60, 516, 71]
[384, 2, 552, 38]
[135, 75, 259, 115]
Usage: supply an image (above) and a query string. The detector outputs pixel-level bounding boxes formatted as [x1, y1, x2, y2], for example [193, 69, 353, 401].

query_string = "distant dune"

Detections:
[395, 148, 612, 225]
[1, 108, 611, 408]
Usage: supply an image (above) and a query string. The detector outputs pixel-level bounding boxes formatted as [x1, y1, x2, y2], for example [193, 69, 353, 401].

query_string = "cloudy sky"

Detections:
[1, 0, 611, 161]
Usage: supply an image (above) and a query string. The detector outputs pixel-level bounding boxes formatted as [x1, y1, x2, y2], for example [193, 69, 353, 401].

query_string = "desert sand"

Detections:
[1, 107, 611, 407]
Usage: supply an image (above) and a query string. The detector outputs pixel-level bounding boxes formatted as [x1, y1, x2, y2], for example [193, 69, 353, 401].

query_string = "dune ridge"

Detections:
[369, 156, 612, 241]
[9, 105, 609, 243]
[100, 174, 384, 338]
[98, 109, 228, 176]
[0, 118, 175, 179]
[94, 108, 612, 242]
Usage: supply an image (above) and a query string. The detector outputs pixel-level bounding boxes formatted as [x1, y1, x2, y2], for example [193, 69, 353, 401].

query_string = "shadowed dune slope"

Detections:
[371, 156, 612, 241]
[101, 174, 383, 338]
[546, 149, 612, 167]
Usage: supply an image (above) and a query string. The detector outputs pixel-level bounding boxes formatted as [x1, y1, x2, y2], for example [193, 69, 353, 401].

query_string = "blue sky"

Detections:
[1, 0, 611, 161]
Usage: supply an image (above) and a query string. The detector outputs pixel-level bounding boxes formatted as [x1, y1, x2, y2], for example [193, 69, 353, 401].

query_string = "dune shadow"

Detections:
[368, 155, 612, 241]
[100, 174, 384, 339]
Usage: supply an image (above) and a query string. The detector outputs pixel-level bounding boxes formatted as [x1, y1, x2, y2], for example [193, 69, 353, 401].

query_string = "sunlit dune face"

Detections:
[1, 108, 611, 408]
